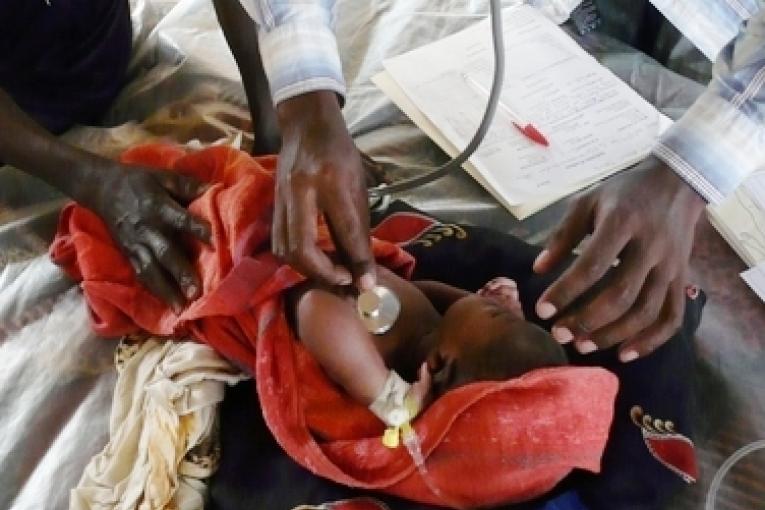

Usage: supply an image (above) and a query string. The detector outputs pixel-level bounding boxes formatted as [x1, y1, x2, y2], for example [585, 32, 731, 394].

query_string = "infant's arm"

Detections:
[293, 286, 389, 405]
[413, 280, 471, 313]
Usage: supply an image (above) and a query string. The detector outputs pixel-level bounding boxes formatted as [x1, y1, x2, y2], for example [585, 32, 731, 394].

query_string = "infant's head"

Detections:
[427, 293, 567, 396]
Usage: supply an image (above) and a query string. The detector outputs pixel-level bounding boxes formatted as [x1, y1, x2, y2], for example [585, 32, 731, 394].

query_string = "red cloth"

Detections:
[51, 144, 619, 508]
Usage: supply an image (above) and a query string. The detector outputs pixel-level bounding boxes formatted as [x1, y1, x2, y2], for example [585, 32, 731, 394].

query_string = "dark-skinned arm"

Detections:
[534, 6, 765, 363]
[294, 287, 391, 405]
[221, 0, 376, 292]
[0, 88, 210, 312]
[534, 159, 705, 362]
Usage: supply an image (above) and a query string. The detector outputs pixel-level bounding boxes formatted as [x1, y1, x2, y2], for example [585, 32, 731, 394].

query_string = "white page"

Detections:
[707, 170, 765, 267]
[373, 68, 670, 219]
[743, 170, 765, 213]
[741, 262, 765, 304]
[383, 5, 668, 205]
[372, 70, 560, 219]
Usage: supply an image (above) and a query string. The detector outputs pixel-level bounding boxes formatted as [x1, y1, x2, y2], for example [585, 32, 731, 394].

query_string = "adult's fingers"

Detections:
[618, 276, 686, 362]
[128, 243, 185, 313]
[537, 217, 629, 320]
[533, 197, 593, 275]
[553, 243, 653, 345]
[577, 268, 668, 352]
[156, 172, 211, 203]
[140, 226, 202, 301]
[286, 186, 352, 286]
[324, 186, 375, 291]
[157, 199, 212, 243]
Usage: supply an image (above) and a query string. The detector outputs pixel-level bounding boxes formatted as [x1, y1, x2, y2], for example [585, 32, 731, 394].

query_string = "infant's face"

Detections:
[427, 294, 564, 395]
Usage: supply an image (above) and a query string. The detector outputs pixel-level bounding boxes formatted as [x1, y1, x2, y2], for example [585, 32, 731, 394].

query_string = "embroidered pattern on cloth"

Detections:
[409, 224, 467, 248]
[630, 405, 699, 484]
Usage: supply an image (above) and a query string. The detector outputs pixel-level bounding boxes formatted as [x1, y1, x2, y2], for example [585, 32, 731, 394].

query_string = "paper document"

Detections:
[372, 70, 559, 219]
[741, 262, 765, 304]
[707, 170, 765, 267]
[743, 171, 765, 214]
[381, 4, 670, 209]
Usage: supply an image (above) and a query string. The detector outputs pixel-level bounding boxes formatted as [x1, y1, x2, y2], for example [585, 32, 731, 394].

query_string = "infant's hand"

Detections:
[477, 277, 524, 318]
[408, 362, 433, 416]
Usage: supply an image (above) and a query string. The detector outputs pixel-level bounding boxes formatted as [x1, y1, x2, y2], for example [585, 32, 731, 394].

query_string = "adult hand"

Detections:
[273, 90, 375, 290]
[75, 164, 211, 313]
[533, 158, 706, 362]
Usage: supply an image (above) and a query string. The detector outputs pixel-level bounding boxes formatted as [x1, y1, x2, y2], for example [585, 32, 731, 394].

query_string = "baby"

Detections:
[289, 265, 568, 434]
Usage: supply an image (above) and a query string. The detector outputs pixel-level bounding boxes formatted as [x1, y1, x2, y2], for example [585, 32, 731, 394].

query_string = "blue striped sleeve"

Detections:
[237, 0, 345, 105]
[651, 0, 765, 203]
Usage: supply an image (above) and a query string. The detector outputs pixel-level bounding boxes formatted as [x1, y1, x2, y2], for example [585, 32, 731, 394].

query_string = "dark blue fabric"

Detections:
[0, 0, 132, 133]
[542, 492, 587, 510]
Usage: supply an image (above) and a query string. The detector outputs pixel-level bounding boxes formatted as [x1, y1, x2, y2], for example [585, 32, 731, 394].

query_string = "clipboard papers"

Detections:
[373, 5, 672, 219]
[707, 171, 765, 303]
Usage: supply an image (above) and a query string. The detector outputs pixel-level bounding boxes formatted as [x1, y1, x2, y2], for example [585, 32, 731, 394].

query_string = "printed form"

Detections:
[382, 4, 669, 206]
[708, 170, 765, 267]
[742, 262, 765, 304]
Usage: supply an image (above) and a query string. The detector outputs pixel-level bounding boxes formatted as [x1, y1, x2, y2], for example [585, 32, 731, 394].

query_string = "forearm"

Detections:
[0, 88, 111, 199]
[295, 287, 388, 405]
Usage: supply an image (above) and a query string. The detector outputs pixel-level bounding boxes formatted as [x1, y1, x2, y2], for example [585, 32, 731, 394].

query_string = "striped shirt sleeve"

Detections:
[650, 0, 765, 203]
[237, 0, 345, 105]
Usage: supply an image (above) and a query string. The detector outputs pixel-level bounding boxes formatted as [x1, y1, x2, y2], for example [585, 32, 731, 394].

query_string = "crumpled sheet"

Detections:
[70, 335, 247, 510]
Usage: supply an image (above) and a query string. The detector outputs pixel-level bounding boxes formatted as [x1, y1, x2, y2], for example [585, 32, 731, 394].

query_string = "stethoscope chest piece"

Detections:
[357, 286, 401, 335]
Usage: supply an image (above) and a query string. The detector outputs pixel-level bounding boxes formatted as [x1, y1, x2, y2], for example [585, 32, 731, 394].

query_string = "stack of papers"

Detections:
[373, 5, 671, 219]
[707, 171, 765, 303]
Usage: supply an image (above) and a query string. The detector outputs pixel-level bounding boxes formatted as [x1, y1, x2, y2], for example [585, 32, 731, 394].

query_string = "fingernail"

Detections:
[338, 274, 353, 286]
[620, 350, 639, 363]
[360, 273, 376, 291]
[552, 326, 574, 344]
[537, 301, 557, 320]
[534, 249, 549, 269]
[576, 340, 598, 354]
[185, 284, 198, 300]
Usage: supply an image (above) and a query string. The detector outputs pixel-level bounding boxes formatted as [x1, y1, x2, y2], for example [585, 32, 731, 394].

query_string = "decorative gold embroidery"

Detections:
[411, 224, 467, 247]
[630, 405, 698, 484]
[630, 405, 676, 433]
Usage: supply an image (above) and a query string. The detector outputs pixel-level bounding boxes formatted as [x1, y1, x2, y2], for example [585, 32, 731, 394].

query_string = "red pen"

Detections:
[462, 73, 550, 147]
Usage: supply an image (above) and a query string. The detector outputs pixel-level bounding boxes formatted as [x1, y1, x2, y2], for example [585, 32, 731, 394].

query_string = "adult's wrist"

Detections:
[645, 156, 706, 218]
[276, 90, 343, 136]
[56, 152, 121, 206]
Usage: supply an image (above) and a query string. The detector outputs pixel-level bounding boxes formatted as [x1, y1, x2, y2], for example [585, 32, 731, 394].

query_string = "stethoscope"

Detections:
[366, 0, 505, 202]
[359, 0, 505, 333]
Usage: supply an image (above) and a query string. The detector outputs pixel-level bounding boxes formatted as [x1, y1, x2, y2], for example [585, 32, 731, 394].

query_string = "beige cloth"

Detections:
[70, 336, 248, 510]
